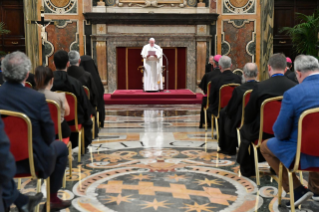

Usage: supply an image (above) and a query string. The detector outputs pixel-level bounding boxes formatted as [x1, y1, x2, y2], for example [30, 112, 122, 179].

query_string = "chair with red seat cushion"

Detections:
[83, 86, 96, 139]
[46, 100, 72, 187]
[211, 83, 240, 140]
[236, 89, 253, 148]
[24, 82, 32, 88]
[252, 96, 283, 185]
[204, 82, 211, 132]
[278, 107, 319, 212]
[57, 91, 85, 163]
[0, 109, 50, 212]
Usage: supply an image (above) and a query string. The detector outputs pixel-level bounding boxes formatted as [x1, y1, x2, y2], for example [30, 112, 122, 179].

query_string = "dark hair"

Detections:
[34, 66, 53, 90]
[287, 62, 292, 68]
[268, 53, 286, 71]
[53, 50, 69, 69]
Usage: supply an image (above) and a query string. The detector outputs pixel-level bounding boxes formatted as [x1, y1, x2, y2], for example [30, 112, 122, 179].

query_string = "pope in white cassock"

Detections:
[141, 38, 163, 92]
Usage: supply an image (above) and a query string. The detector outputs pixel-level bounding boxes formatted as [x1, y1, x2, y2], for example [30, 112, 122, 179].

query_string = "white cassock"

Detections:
[141, 44, 163, 91]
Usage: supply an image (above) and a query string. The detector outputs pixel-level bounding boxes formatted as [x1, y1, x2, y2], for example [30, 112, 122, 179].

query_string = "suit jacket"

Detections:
[285, 69, 298, 84]
[241, 75, 297, 141]
[224, 80, 258, 131]
[205, 63, 213, 74]
[267, 74, 319, 169]
[0, 72, 4, 85]
[199, 67, 221, 94]
[208, 70, 242, 116]
[51, 71, 92, 124]
[0, 82, 55, 178]
[67, 66, 99, 110]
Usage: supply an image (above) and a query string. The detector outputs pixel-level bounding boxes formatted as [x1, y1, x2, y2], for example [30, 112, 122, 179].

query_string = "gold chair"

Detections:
[25, 81, 32, 88]
[252, 96, 283, 185]
[83, 86, 96, 139]
[277, 107, 319, 211]
[204, 82, 211, 131]
[46, 100, 73, 188]
[236, 89, 253, 147]
[0, 110, 50, 212]
[211, 83, 240, 140]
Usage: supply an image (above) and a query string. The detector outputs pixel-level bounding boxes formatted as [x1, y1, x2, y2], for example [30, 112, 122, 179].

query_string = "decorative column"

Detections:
[196, 42, 207, 85]
[24, 0, 39, 70]
[96, 24, 107, 92]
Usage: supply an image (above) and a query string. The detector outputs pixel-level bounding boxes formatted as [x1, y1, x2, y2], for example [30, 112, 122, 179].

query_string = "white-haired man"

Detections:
[141, 38, 163, 92]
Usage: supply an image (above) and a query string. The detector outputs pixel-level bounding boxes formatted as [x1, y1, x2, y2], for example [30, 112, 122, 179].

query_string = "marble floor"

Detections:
[15, 105, 319, 212]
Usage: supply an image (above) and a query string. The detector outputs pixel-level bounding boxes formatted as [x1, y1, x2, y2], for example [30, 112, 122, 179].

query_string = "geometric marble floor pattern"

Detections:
[14, 105, 319, 212]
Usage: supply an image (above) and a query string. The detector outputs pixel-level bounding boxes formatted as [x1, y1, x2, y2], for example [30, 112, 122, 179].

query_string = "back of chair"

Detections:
[57, 91, 79, 129]
[83, 86, 90, 100]
[46, 100, 62, 140]
[239, 89, 253, 128]
[219, 83, 240, 113]
[25, 82, 32, 88]
[292, 107, 319, 171]
[257, 96, 283, 146]
[0, 110, 36, 178]
[205, 82, 212, 109]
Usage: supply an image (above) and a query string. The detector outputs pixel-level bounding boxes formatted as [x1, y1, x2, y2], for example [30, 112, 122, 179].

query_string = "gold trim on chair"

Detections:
[252, 96, 283, 185]
[25, 81, 33, 88]
[83, 86, 95, 140]
[277, 107, 319, 212]
[211, 83, 240, 140]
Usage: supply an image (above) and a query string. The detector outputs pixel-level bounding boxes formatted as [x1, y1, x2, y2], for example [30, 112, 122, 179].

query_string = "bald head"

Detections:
[243, 63, 258, 82]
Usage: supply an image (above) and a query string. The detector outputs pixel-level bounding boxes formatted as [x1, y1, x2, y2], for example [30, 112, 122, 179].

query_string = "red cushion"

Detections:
[62, 137, 70, 145]
[263, 100, 282, 135]
[64, 94, 76, 121]
[244, 93, 251, 107]
[47, 102, 59, 135]
[69, 124, 82, 132]
[300, 112, 319, 157]
[15, 172, 39, 178]
[220, 86, 236, 109]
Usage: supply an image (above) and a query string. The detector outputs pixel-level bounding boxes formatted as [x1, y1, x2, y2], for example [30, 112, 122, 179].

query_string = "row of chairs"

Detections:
[202, 82, 319, 211]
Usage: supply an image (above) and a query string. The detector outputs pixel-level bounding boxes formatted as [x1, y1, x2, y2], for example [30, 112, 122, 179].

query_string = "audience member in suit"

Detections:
[237, 53, 297, 177]
[0, 52, 70, 211]
[285, 57, 298, 83]
[261, 55, 319, 208]
[205, 55, 215, 74]
[0, 117, 17, 212]
[198, 55, 222, 128]
[208, 55, 242, 118]
[0, 55, 6, 84]
[51, 50, 93, 149]
[35, 66, 71, 139]
[67, 51, 99, 137]
[218, 63, 259, 155]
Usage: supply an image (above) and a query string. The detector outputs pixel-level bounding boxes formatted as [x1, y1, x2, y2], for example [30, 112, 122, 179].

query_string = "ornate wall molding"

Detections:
[44, 0, 78, 14]
[223, 0, 256, 15]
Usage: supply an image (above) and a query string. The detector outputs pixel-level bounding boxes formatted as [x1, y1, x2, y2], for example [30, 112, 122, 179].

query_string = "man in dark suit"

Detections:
[285, 57, 298, 83]
[67, 51, 99, 137]
[218, 63, 258, 155]
[51, 50, 93, 149]
[205, 55, 214, 74]
[0, 117, 17, 212]
[208, 55, 242, 117]
[0, 52, 70, 211]
[237, 53, 297, 177]
[0, 55, 5, 84]
[198, 55, 222, 128]
[261, 55, 319, 208]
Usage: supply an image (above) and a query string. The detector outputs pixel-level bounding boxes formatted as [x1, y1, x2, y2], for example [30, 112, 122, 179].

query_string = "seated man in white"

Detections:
[141, 38, 163, 92]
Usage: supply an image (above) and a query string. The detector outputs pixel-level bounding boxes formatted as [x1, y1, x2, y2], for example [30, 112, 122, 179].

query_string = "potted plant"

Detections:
[0, 22, 10, 55]
[281, 10, 319, 58]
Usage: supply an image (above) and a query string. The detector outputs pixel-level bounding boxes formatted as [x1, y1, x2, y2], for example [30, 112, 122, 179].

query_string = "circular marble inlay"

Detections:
[229, 0, 249, 8]
[51, 0, 70, 7]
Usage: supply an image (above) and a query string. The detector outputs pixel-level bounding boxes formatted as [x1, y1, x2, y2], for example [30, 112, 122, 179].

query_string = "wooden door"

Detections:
[0, 0, 25, 54]
[273, 0, 319, 61]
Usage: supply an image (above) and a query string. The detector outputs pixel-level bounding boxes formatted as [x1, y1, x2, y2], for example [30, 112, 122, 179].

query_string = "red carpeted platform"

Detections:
[104, 89, 203, 104]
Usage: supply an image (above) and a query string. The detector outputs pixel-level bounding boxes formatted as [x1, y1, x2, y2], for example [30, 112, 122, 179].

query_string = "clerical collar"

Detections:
[271, 73, 284, 77]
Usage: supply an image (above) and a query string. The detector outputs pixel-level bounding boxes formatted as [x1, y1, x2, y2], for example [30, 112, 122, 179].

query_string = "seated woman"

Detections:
[34, 66, 71, 138]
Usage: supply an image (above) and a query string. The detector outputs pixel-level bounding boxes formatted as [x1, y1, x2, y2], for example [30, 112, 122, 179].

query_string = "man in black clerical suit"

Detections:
[218, 63, 258, 155]
[51, 50, 93, 149]
[205, 55, 215, 73]
[208, 55, 241, 117]
[237, 53, 297, 177]
[198, 55, 222, 128]
[285, 57, 298, 83]
[68, 51, 99, 137]
[80, 55, 105, 128]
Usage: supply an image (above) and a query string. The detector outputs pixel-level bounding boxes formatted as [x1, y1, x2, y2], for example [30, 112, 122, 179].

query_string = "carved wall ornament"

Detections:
[44, 0, 77, 14]
[223, 0, 255, 14]
[118, 0, 184, 6]
[136, 0, 164, 8]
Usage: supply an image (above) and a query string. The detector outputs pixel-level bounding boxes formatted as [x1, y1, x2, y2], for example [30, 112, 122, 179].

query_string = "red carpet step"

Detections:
[104, 89, 203, 105]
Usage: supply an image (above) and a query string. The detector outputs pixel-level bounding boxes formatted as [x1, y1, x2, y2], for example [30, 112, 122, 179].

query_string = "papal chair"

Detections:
[58, 91, 85, 163]
[252, 96, 283, 185]
[277, 107, 319, 212]
[236, 89, 253, 147]
[0, 110, 50, 212]
[204, 81, 211, 131]
[25, 81, 32, 88]
[83, 86, 95, 139]
[211, 83, 240, 140]
[46, 100, 72, 188]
